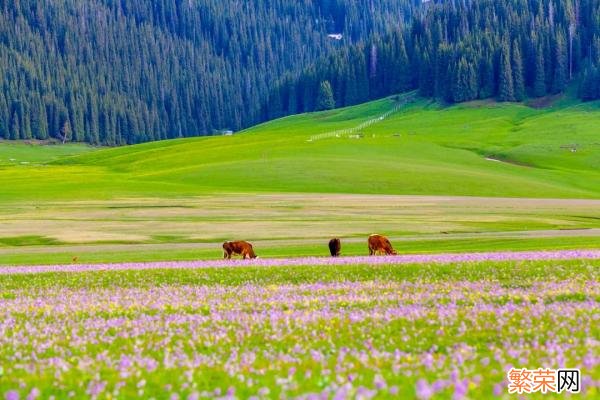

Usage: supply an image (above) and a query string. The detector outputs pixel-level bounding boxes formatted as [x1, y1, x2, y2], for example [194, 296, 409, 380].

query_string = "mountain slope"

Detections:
[0, 0, 416, 144]
[262, 0, 600, 118]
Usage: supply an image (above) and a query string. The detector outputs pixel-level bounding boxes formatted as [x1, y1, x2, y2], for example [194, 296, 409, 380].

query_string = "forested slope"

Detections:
[263, 0, 600, 116]
[0, 0, 417, 144]
[2, 0, 599, 146]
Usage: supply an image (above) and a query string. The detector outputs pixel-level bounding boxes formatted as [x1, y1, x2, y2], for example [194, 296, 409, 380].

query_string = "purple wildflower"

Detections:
[416, 379, 433, 400]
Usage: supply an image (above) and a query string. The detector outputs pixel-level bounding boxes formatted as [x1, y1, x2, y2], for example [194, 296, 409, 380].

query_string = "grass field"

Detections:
[0, 95, 599, 399]
[0, 95, 599, 264]
[0, 195, 599, 266]
[1, 258, 598, 398]
[2, 96, 600, 202]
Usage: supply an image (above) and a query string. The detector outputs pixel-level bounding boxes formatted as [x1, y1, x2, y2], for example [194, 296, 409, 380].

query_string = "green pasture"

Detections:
[1, 95, 599, 201]
[0, 235, 599, 267]
[0, 95, 599, 264]
[1, 258, 598, 289]
[0, 194, 598, 265]
[50, 96, 600, 199]
[0, 140, 96, 166]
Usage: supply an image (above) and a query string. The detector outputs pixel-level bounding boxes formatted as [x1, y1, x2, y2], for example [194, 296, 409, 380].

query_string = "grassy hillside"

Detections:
[3, 95, 595, 201]
[0, 141, 96, 166]
[1, 95, 599, 265]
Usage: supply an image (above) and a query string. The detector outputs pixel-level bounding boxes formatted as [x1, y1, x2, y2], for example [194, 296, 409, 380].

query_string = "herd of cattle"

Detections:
[222, 234, 397, 259]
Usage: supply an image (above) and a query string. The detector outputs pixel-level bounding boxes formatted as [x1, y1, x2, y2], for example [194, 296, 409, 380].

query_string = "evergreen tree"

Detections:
[478, 55, 495, 99]
[434, 44, 453, 101]
[344, 64, 360, 105]
[534, 45, 547, 97]
[10, 112, 20, 140]
[579, 67, 600, 100]
[267, 91, 283, 120]
[33, 100, 49, 140]
[512, 41, 525, 101]
[393, 33, 412, 93]
[499, 40, 515, 101]
[287, 84, 298, 115]
[22, 115, 32, 140]
[552, 30, 568, 93]
[0, 115, 5, 140]
[452, 57, 477, 102]
[316, 81, 336, 111]
[418, 51, 435, 97]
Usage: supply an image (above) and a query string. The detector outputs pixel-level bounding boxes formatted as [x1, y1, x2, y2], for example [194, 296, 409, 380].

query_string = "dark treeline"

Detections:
[263, 0, 600, 118]
[0, 0, 419, 144]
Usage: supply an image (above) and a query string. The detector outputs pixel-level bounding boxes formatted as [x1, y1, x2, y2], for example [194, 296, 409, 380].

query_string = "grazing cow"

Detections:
[368, 234, 397, 255]
[222, 241, 257, 259]
[328, 238, 341, 257]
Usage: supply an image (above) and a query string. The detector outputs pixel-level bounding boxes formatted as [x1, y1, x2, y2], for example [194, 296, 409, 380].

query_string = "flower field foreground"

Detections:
[1, 249, 599, 275]
[0, 259, 598, 399]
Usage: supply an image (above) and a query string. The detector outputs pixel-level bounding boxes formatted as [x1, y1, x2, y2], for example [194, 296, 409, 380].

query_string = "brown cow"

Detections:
[328, 238, 341, 257]
[222, 241, 257, 259]
[368, 234, 397, 255]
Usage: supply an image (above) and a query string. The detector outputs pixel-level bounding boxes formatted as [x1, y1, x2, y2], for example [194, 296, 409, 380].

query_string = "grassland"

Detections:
[0, 195, 599, 266]
[0, 96, 599, 399]
[1, 259, 598, 398]
[0, 140, 97, 166]
[2, 97, 600, 201]
[0, 95, 599, 264]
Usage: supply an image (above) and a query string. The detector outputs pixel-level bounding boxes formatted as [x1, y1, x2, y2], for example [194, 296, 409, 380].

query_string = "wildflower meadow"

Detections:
[0, 253, 598, 399]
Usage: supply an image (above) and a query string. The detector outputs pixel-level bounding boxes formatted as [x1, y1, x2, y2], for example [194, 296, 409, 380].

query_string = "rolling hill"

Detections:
[1, 95, 600, 265]
[2, 95, 599, 201]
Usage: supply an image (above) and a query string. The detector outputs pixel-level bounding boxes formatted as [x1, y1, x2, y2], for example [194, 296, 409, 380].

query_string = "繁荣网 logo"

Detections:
[507, 368, 580, 394]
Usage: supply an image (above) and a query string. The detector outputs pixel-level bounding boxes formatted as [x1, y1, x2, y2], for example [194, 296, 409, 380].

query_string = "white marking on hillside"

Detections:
[308, 91, 417, 142]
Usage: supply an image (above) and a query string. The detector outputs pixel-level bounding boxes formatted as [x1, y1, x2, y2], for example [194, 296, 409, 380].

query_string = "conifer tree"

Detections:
[287, 84, 298, 115]
[453, 58, 477, 102]
[10, 112, 20, 140]
[499, 40, 515, 101]
[580, 67, 600, 100]
[512, 41, 525, 101]
[316, 81, 336, 111]
[552, 30, 568, 93]
[394, 34, 412, 93]
[478, 55, 494, 99]
[418, 51, 435, 97]
[534, 45, 547, 97]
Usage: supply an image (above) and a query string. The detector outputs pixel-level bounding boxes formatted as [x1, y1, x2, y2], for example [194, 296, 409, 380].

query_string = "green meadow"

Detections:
[1, 259, 599, 398]
[0, 95, 599, 265]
